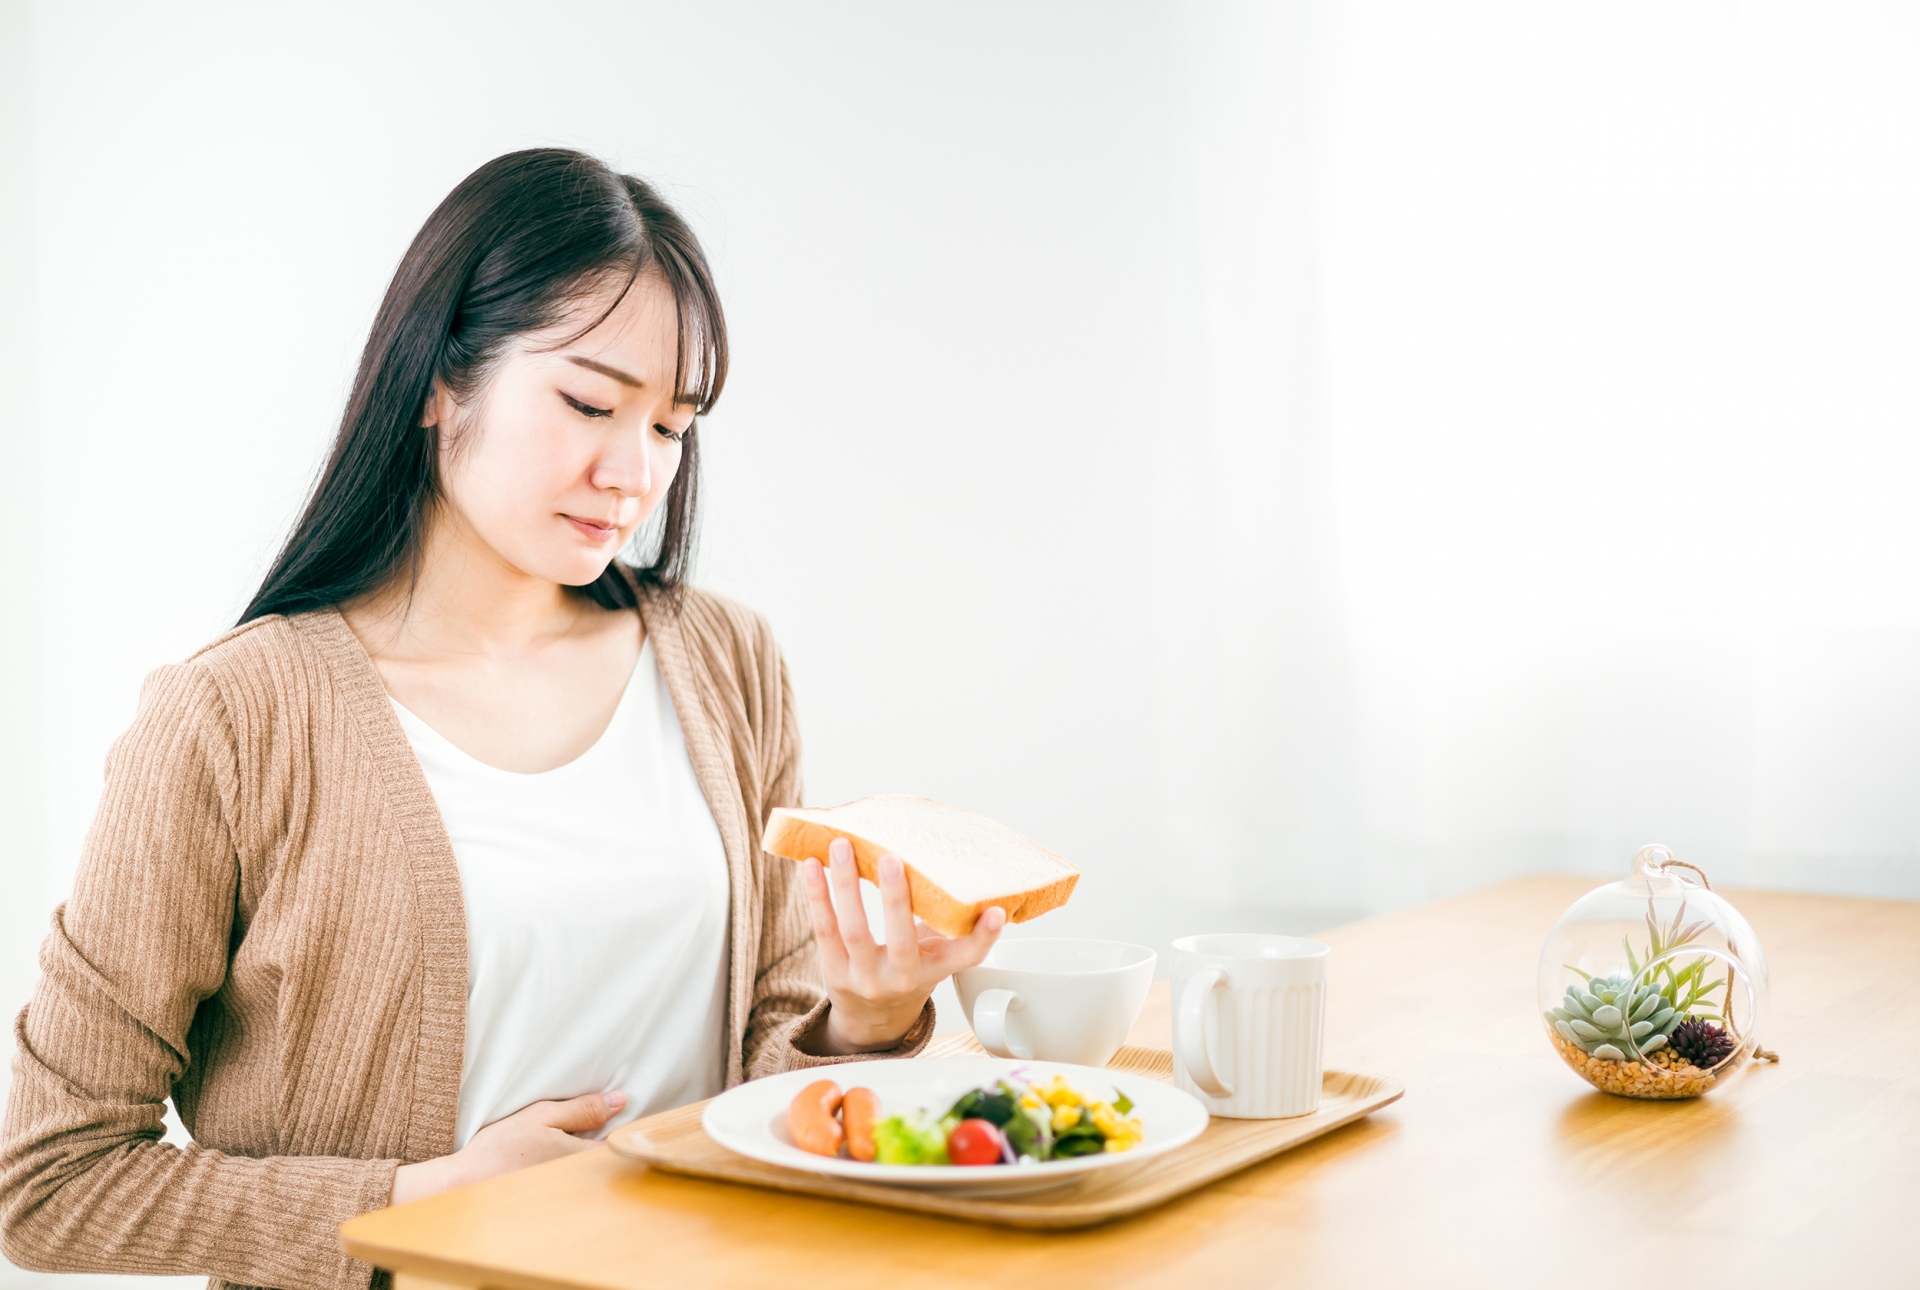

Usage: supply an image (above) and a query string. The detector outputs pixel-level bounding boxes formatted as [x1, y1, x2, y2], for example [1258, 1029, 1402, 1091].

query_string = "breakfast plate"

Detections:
[700, 1056, 1209, 1197]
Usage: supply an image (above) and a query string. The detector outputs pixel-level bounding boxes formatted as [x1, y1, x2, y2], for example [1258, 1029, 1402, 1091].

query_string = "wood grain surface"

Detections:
[341, 876, 1920, 1288]
[604, 1042, 1401, 1226]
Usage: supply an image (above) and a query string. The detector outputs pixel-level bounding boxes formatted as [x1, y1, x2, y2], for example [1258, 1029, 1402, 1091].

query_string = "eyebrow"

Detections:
[565, 355, 644, 388]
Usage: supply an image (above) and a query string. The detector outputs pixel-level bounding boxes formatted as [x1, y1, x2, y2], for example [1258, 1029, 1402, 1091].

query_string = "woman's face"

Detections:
[427, 271, 695, 589]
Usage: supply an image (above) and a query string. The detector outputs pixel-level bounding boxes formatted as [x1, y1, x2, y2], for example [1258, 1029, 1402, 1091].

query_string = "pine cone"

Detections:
[1669, 1018, 1735, 1068]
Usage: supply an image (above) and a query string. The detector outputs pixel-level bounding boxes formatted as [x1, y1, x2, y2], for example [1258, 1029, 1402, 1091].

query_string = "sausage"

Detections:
[787, 1079, 845, 1157]
[842, 1086, 881, 1162]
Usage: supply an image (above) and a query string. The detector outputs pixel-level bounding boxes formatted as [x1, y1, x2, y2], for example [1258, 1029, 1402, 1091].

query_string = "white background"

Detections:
[3, 3, 1917, 1284]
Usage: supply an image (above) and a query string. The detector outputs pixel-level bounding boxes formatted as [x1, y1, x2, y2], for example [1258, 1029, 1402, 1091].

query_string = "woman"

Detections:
[0, 149, 1003, 1290]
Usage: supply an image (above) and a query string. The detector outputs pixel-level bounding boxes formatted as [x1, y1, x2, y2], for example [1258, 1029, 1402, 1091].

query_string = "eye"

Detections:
[562, 392, 614, 419]
[655, 422, 692, 444]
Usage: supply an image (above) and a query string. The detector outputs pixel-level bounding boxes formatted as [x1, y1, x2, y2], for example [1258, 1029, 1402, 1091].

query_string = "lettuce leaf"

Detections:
[872, 1114, 951, 1166]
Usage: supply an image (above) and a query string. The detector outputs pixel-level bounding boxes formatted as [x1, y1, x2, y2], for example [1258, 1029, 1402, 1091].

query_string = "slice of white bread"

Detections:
[762, 796, 1079, 938]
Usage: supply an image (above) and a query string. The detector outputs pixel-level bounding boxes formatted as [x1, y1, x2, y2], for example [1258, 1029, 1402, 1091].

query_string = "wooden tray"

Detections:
[606, 1034, 1402, 1229]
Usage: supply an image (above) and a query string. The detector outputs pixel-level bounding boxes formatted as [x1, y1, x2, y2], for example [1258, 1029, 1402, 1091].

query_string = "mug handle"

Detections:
[1178, 969, 1235, 1097]
[970, 988, 1032, 1059]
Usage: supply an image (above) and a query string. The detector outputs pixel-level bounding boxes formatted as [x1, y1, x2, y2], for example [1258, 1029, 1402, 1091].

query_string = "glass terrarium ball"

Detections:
[1538, 845, 1769, 1100]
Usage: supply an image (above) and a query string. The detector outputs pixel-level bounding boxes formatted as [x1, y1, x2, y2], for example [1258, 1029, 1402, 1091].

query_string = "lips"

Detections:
[564, 514, 621, 541]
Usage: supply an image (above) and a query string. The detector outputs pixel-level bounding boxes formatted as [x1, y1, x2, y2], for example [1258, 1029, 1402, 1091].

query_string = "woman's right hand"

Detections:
[390, 1089, 627, 1205]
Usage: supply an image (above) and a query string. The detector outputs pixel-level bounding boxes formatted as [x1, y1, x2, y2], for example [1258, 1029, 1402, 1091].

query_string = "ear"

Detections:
[420, 377, 454, 429]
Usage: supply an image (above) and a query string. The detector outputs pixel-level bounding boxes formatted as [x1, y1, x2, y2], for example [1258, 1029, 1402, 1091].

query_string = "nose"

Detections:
[590, 428, 654, 499]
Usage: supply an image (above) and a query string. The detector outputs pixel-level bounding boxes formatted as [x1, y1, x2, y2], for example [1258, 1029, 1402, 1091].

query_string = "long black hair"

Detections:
[240, 148, 727, 624]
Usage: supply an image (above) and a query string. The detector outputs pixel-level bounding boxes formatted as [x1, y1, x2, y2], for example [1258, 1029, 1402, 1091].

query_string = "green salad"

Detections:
[871, 1073, 1142, 1167]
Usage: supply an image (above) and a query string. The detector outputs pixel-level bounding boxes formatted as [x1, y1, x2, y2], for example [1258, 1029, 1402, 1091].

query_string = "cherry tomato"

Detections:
[946, 1118, 1005, 1167]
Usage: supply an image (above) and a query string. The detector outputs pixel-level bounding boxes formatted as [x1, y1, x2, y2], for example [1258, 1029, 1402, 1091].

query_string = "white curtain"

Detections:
[1152, 1, 1920, 914]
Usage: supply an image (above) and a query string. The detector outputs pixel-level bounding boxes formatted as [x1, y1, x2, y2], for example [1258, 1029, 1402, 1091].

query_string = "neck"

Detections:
[350, 505, 585, 660]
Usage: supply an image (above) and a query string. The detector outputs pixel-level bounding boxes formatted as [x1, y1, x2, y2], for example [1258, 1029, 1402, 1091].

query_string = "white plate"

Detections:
[701, 1057, 1209, 1197]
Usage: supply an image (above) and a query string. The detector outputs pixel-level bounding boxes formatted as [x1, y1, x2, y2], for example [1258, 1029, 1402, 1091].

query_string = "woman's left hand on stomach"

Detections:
[801, 837, 1004, 1053]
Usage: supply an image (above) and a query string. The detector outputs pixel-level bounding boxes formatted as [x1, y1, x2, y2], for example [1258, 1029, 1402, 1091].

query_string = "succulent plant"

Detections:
[1547, 972, 1683, 1062]
[1669, 1018, 1736, 1068]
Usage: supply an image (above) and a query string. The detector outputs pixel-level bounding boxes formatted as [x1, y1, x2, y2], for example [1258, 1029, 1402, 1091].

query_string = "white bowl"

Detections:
[702, 1056, 1208, 1197]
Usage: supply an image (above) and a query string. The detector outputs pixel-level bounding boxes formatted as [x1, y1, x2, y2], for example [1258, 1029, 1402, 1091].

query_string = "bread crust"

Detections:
[761, 808, 1079, 939]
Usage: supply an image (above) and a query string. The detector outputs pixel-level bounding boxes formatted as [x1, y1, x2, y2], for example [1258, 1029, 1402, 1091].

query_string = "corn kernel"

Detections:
[1038, 1076, 1080, 1108]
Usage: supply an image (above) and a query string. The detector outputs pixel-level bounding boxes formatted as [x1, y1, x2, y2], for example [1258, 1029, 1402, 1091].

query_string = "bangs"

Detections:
[542, 222, 727, 414]
[666, 273, 726, 413]
[657, 251, 727, 415]
[624, 174, 728, 415]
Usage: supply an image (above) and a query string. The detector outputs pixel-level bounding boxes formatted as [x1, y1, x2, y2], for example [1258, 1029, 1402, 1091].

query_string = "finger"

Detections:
[920, 906, 1006, 975]
[827, 839, 878, 958]
[877, 853, 919, 971]
[534, 1090, 627, 1135]
[801, 859, 850, 975]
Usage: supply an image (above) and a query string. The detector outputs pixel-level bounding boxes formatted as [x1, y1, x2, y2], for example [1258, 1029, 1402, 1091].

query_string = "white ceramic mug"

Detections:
[953, 937, 1156, 1067]
[1172, 933, 1329, 1119]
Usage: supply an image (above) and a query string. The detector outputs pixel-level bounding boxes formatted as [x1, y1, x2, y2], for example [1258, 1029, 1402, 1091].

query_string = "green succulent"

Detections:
[1548, 896, 1733, 1064]
[1547, 972, 1683, 1062]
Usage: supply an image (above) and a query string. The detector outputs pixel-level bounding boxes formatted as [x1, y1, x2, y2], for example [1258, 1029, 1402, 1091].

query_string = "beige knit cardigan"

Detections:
[0, 588, 930, 1290]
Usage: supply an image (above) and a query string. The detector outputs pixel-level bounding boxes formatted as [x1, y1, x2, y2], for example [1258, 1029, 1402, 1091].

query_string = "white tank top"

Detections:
[390, 638, 731, 1149]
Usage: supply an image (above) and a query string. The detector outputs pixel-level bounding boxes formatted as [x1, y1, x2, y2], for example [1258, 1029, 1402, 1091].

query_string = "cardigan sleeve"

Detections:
[737, 618, 934, 1080]
[0, 662, 397, 1290]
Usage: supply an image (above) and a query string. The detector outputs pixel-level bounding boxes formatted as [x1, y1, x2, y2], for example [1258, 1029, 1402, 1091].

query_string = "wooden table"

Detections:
[341, 876, 1920, 1287]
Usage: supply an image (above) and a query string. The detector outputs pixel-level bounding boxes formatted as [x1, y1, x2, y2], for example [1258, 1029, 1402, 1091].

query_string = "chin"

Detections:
[526, 550, 620, 589]
[562, 561, 620, 589]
